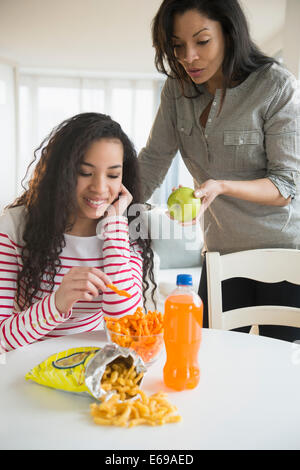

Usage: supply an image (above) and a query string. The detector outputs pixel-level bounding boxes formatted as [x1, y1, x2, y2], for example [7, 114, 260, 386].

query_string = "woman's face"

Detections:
[74, 138, 123, 235]
[172, 9, 225, 92]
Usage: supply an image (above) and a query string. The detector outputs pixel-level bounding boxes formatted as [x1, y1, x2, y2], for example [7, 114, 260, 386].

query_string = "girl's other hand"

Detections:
[54, 267, 111, 315]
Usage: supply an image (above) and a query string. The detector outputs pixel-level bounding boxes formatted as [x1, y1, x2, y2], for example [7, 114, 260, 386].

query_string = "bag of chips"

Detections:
[25, 346, 101, 395]
[25, 343, 146, 400]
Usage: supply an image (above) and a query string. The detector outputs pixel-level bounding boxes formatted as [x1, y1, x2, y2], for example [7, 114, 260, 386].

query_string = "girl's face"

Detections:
[73, 138, 123, 236]
[172, 9, 225, 93]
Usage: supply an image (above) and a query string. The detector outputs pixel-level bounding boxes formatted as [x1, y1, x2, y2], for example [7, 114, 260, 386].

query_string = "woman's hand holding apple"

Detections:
[193, 179, 224, 213]
[167, 180, 224, 226]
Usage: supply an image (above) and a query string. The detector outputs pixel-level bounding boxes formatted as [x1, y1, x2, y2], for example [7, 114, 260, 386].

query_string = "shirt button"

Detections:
[213, 101, 217, 106]
[181, 127, 184, 132]
[208, 118, 212, 123]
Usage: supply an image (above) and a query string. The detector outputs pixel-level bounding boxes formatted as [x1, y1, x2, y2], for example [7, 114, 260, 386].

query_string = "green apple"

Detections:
[167, 187, 201, 222]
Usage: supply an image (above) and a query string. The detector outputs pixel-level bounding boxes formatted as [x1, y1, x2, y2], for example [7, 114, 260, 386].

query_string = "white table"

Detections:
[1, 329, 300, 450]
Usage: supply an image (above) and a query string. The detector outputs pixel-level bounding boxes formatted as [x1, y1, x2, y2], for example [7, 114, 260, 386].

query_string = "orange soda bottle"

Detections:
[163, 274, 203, 391]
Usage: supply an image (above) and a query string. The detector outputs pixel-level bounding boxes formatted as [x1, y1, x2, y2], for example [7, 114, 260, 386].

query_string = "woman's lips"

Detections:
[187, 68, 205, 78]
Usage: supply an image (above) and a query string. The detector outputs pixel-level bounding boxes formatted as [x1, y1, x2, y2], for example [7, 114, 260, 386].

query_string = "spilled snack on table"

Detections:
[90, 389, 182, 427]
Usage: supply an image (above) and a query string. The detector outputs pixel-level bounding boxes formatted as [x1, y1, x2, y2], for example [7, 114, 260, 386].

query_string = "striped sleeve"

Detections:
[100, 216, 143, 318]
[0, 232, 71, 352]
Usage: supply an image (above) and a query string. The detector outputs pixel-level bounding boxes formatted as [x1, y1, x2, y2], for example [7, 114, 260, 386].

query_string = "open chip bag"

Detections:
[25, 343, 146, 401]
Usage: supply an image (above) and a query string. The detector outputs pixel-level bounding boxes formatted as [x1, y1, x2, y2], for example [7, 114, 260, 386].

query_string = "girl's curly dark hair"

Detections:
[10, 112, 157, 310]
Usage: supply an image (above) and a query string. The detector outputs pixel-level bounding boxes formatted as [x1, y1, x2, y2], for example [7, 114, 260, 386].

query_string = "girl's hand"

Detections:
[105, 184, 133, 218]
[54, 267, 111, 315]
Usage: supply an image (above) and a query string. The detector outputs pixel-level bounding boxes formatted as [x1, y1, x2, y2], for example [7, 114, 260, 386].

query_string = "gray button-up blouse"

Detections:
[138, 63, 300, 255]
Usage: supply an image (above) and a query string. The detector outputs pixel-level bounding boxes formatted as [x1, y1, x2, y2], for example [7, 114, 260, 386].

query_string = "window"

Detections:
[18, 72, 193, 203]
[0, 61, 17, 211]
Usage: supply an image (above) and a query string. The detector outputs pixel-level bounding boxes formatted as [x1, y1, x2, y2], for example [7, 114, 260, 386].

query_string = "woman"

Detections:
[0, 113, 156, 351]
[138, 0, 300, 340]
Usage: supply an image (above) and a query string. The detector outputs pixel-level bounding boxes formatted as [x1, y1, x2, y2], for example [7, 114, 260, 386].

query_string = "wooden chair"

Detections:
[206, 249, 300, 330]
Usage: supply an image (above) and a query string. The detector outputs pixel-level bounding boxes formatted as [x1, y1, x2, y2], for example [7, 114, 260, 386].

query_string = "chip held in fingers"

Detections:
[107, 283, 131, 298]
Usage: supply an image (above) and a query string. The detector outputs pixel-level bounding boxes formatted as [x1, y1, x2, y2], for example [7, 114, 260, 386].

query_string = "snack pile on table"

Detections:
[91, 389, 181, 428]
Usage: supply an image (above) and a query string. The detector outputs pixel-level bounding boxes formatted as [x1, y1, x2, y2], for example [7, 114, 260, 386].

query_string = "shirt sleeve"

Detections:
[264, 76, 300, 199]
[138, 78, 179, 202]
[0, 231, 72, 352]
[99, 216, 143, 318]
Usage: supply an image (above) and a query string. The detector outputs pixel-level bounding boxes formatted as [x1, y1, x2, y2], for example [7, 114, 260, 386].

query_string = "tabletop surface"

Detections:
[1, 328, 300, 450]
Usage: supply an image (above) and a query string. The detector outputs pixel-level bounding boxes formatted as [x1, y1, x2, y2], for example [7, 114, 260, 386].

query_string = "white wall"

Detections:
[283, 0, 300, 78]
[0, 0, 287, 74]
[240, 0, 286, 55]
[0, 0, 161, 75]
[0, 60, 17, 212]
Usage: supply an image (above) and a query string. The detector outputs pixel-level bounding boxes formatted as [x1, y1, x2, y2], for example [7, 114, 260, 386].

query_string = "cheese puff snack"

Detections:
[90, 390, 181, 427]
[104, 308, 164, 364]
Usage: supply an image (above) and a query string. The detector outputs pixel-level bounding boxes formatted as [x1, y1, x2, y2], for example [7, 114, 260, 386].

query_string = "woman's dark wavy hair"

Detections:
[152, 0, 278, 104]
[10, 112, 157, 309]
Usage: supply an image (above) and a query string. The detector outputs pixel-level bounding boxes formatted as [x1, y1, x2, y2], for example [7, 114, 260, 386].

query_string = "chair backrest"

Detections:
[206, 249, 300, 330]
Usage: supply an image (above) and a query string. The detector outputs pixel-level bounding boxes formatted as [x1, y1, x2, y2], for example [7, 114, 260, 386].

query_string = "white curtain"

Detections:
[0, 60, 18, 212]
[18, 72, 193, 203]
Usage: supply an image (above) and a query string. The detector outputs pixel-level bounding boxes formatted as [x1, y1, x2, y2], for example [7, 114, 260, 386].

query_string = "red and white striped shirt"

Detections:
[0, 206, 143, 352]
